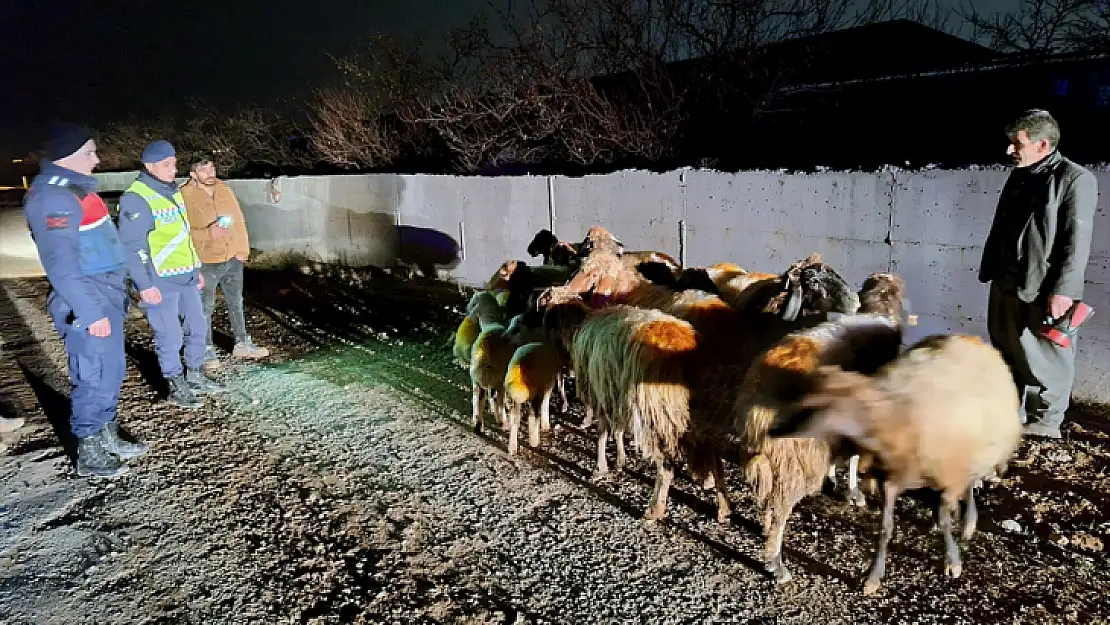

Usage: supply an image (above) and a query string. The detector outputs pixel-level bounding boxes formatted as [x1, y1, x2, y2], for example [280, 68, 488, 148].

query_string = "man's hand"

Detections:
[87, 317, 111, 337]
[141, 286, 162, 305]
[1048, 294, 1074, 319]
[198, 273, 205, 290]
[209, 224, 230, 240]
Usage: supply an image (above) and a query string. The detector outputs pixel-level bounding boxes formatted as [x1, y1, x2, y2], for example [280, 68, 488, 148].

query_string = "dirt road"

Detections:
[1, 264, 1107, 624]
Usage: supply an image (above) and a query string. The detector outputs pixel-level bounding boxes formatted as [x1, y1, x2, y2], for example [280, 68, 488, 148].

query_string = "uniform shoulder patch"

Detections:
[45, 212, 71, 230]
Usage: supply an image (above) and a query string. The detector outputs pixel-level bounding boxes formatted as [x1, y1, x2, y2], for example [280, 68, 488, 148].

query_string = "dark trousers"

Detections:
[199, 258, 247, 346]
[47, 288, 128, 438]
[987, 281, 1077, 427]
[141, 280, 208, 378]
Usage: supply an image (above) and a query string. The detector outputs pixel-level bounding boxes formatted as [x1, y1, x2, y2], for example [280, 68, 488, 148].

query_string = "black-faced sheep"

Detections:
[729, 271, 910, 583]
[769, 333, 1023, 595]
[527, 228, 581, 270]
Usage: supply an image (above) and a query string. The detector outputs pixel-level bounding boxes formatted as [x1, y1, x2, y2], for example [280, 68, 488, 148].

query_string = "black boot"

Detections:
[100, 420, 150, 460]
[186, 368, 226, 395]
[167, 374, 203, 409]
[75, 430, 129, 478]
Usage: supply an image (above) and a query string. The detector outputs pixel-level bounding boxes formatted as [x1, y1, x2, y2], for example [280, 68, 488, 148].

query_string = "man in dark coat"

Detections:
[979, 109, 1099, 439]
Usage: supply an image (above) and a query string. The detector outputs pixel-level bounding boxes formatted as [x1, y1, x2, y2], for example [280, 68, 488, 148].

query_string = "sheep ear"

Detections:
[782, 280, 804, 321]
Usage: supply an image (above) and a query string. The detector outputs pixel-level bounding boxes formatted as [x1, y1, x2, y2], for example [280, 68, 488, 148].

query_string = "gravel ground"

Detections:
[1, 261, 1108, 625]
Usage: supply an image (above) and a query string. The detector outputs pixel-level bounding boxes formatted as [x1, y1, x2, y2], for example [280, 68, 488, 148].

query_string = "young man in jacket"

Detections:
[116, 140, 226, 408]
[979, 109, 1099, 439]
[22, 123, 149, 477]
[180, 153, 269, 370]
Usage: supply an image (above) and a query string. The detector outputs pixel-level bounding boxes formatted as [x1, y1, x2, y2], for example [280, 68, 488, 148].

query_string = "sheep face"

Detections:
[540, 297, 591, 349]
[768, 365, 887, 453]
[527, 229, 559, 258]
[578, 225, 624, 258]
[780, 254, 860, 321]
[858, 272, 913, 323]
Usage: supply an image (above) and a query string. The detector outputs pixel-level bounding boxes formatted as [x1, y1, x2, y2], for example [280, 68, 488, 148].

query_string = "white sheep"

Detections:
[769, 333, 1023, 594]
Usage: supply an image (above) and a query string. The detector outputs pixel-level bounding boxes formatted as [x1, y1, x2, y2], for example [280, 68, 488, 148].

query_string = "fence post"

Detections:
[678, 168, 688, 266]
[458, 220, 466, 261]
[547, 175, 556, 232]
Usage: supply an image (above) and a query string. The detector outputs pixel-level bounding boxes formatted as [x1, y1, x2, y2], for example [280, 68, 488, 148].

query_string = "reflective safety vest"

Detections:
[125, 179, 201, 277]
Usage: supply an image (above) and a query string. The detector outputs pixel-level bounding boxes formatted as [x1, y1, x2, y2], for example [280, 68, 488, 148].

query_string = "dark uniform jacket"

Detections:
[978, 149, 1099, 303]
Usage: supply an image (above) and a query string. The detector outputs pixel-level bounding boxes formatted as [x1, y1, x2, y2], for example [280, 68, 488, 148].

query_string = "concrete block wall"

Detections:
[93, 166, 1110, 402]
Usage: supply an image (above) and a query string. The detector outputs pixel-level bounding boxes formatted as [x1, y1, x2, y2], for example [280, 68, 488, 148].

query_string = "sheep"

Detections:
[487, 259, 573, 319]
[469, 315, 521, 434]
[537, 251, 861, 524]
[527, 228, 581, 270]
[453, 290, 507, 367]
[768, 333, 1023, 595]
[729, 271, 911, 583]
[502, 339, 565, 457]
[541, 297, 708, 521]
[574, 225, 682, 280]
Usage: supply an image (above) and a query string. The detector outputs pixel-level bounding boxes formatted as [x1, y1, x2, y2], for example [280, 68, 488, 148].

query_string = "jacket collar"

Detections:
[35, 161, 98, 192]
[1025, 149, 1062, 175]
[138, 169, 180, 197]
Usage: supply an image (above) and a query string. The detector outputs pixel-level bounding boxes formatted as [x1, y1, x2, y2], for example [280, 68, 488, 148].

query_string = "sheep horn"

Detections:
[782, 279, 804, 322]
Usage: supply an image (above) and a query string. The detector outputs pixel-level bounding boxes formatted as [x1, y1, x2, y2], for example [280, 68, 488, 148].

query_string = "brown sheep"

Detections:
[769, 334, 1023, 594]
[729, 271, 910, 583]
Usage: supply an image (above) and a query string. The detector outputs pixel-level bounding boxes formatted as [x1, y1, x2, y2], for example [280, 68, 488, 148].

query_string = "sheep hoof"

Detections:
[590, 469, 609, 482]
[643, 508, 667, 522]
[945, 562, 963, 580]
[848, 488, 867, 507]
[773, 566, 792, 584]
[862, 577, 882, 596]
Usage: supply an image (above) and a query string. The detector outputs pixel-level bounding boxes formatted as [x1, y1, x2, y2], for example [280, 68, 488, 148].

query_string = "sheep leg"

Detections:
[962, 483, 979, 541]
[939, 494, 963, 579]
[826, 463, 838, 490]
[472, 386, 485, 434]
[644, 458, 675, 521]
[593, 424, 611, 479]
[614, 428, 627, 473]
[580, 405, 595, 429]
[557, 371, 570, 413]
[539, 384, 553, 432]
[863, 481, 900, 595]
[763, 508, 793, 584]
[711, 455, 732, 524]
[528, 399, 542, 449]
[506, 402, 522, 457]
[494, 390, 507, 432]
[847, 454, 866, 507]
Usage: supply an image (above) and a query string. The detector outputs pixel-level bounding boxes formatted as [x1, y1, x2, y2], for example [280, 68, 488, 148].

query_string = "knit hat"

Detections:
[46, 122, 95, 161]
[141, 139, 176, 164]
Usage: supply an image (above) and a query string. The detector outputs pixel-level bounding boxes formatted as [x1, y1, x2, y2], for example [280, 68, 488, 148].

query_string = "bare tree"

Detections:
[957, 0, 1110, 53]
[177, 102, 313, 176]
[96, 116, 179, 171]
[307, 87, 403, 169]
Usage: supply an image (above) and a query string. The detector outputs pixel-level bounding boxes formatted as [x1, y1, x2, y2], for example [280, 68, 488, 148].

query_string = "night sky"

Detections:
[0, 0, 1016, 161]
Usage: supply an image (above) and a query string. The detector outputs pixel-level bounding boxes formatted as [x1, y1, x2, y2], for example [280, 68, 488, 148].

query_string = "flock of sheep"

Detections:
[449, 225, 1024, 595]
